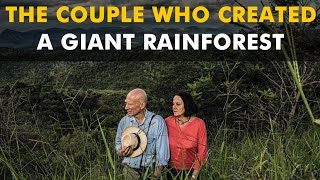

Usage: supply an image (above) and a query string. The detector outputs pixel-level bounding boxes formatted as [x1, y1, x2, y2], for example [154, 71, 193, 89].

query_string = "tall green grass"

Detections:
[1, 75, 319, 179]
[202, 126, 320, 179]
[0, 87, 121, 180]
[1, 110, 320, 179]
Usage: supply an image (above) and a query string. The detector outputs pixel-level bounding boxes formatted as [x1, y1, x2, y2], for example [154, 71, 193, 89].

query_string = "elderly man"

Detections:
[115, 88, 169, 179]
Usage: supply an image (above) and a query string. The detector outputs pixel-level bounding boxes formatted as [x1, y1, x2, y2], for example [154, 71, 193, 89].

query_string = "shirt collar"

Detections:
[129, 109, 151, 126]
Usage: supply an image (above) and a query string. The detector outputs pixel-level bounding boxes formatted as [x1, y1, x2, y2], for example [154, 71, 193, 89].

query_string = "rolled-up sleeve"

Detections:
[155, 116, 170, 166]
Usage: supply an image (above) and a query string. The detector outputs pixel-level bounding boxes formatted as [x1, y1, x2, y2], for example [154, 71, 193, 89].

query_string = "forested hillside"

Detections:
[1, 28, 320, 179]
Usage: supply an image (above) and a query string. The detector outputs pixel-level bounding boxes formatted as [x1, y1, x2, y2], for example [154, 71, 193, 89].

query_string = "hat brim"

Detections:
[122, 126, 147, 157]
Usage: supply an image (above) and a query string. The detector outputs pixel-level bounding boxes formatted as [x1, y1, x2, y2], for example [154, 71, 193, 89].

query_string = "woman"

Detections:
[165, 92, 207, 180]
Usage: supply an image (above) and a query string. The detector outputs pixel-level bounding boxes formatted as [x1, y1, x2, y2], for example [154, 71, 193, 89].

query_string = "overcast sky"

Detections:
[0, 0, 236, 7]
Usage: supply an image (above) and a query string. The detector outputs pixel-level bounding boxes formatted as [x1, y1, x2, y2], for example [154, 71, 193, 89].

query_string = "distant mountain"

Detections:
[0, 29, 27, 48]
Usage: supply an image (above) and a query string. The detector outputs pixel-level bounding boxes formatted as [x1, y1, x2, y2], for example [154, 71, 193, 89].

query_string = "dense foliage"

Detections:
[1, 27, 320, 179]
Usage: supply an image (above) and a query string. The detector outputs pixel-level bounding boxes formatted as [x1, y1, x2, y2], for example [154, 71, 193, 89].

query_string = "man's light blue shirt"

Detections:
[115, 109, 170, 168]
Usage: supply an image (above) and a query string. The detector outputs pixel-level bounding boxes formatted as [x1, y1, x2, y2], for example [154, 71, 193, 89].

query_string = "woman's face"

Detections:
[172, 95, 185, 117]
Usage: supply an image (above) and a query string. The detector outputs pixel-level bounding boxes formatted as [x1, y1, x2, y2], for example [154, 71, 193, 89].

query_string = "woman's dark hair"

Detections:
[176, 92, 198, 117]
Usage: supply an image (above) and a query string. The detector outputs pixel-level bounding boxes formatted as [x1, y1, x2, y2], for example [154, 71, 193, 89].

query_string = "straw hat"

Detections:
[121, 126, 147, 157]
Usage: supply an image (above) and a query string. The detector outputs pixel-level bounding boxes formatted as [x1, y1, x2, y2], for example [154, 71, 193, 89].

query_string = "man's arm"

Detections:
[115, 117, 135, 157]
[153, 115, 169, 177]
[155, 115, 170, 166]
[115, 117, 126, 154]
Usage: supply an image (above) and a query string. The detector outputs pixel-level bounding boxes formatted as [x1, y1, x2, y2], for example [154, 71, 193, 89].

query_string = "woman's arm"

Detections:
[193, 120, 208, 173]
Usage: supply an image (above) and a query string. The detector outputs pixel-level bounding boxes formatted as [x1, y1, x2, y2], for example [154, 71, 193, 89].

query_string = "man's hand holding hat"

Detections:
[120, 126, 147, 157]
[118, 146, 133, 157]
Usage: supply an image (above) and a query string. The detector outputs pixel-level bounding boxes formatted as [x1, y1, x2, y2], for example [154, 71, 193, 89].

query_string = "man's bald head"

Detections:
[127, 88, 148, 105]
[125, 88, 148, 117]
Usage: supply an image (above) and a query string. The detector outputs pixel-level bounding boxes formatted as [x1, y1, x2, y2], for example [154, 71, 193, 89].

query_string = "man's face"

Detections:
[125, 95, 144, 117]
[172, 95, 185, 117]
